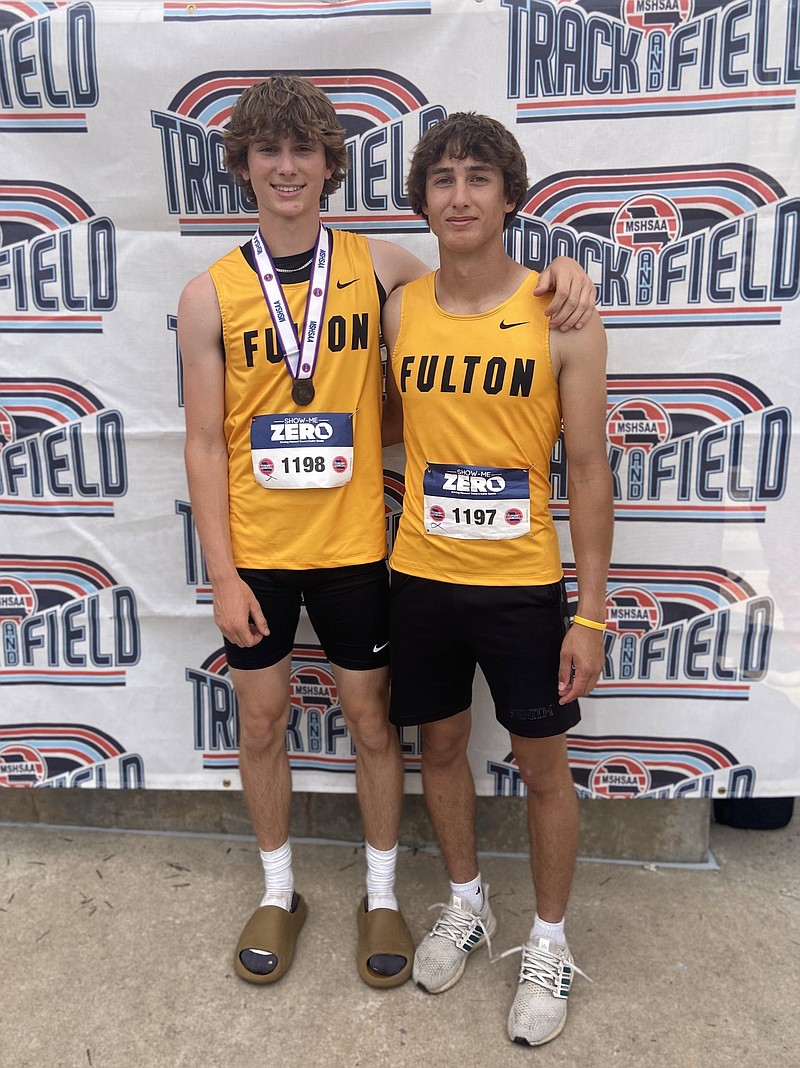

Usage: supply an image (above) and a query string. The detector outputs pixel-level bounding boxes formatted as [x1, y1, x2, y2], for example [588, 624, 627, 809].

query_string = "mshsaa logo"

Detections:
[612, 195, 681, 253]
[0, 723, 144, 788]
[0, 555, 140, 685]
[606, 397, 671, 452]
[562, 562, 773, 700]
[551, 373, 791, 523]
[187, 643, 421, 777]
[487, 735, 756, 799]
[508, 164, 800, 327]
[588, 755, 651, 797]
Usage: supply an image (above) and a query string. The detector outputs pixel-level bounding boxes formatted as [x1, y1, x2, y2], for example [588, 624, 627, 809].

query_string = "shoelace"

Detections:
[427, 900, 494, 958]
[494, 942, 592, 990]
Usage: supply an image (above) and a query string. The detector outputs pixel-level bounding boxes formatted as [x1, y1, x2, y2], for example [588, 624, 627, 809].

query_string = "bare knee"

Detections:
[422, 716, 470, 770]
[345, 704, 396, 760]
[515, 758, 574, 805]
[230, 661, 292, 760]
[237, 699, 289, 758]
[511, 737, 573, 802]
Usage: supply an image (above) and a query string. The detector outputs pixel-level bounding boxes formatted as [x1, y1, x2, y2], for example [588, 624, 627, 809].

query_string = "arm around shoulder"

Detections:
[535, 255, 597, 332]
[368, 237, 430, 297]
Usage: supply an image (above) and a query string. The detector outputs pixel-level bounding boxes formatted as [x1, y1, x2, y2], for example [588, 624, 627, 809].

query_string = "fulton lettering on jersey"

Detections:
[398, 354, 536, 397]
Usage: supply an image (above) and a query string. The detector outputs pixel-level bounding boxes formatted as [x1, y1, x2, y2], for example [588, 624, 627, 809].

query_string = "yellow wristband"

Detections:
[573, 614, 606, 632]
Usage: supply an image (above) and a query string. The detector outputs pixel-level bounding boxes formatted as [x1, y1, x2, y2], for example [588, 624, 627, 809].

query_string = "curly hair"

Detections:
[406, 113, 529, 230]
[223, 76, 348, 205]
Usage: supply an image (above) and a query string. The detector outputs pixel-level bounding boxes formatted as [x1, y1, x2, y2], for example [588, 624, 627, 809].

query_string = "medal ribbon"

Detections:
[251, 224, 331, 386]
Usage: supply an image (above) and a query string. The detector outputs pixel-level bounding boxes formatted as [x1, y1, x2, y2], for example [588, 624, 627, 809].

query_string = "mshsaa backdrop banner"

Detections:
[1, 0, 799, 799]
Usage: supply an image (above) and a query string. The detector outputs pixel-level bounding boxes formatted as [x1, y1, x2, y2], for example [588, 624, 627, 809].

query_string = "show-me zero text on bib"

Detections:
[251, 412, 354, 490]
[423, 463, 531, 539]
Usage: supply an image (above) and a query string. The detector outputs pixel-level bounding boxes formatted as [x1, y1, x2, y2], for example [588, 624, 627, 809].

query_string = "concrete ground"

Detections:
[1, 815, 797, 1068]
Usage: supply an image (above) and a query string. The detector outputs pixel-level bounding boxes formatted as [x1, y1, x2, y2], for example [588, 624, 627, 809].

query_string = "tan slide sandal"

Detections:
[356, 896, 414, 988]
[234, 892, 307, 984]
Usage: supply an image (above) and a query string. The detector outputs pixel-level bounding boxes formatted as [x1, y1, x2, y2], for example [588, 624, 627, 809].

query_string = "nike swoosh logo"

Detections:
[337, 278, 359, 289]
[499, 320, 528, 329]
[372, 641, 389, 653]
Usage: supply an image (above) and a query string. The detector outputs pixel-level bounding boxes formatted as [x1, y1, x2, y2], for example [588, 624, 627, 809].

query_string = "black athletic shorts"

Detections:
[224, 560, 390, 671]
[388, 572, 580, 739]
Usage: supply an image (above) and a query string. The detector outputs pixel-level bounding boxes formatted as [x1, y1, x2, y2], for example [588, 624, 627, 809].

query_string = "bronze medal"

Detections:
[292, 378, 315, 406]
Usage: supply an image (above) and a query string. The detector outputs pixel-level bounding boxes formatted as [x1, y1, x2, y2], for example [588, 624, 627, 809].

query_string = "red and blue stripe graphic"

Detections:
[0, 557, 134, 686]
[1, 180, 93, 242]
[517, 164, 789, 327]
[1, 377, 102, 427]
[516, 88, 796, 123]
[606, 373, 771, 426]
[0, 182, 104, 333]
[1, 378, 122, 516]
[550, 373, 786, 523]
[163, 0, 429, 20]
[497, 733, 747, 797]
[1, 554, 116, 602]
[169, 68, 429, 131]
[513, 2, 796, 123]
[567, 734, 738, 778]
[560, 563, 768, 700]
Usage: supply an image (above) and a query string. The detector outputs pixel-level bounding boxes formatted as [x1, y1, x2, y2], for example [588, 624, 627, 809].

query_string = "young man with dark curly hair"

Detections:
[178, 78, 597, 990]
[383, 113, 612, 1043]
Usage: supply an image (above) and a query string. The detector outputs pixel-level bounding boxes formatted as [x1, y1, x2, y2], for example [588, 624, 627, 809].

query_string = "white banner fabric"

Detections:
[1, 0, 799, 800]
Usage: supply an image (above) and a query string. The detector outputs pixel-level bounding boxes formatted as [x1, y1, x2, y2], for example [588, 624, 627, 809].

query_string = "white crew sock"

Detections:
[531, 912, 566, 946]
[365, 841, 399, 911]
[450, 873, 484, 914]
[259, 839, 294, 911]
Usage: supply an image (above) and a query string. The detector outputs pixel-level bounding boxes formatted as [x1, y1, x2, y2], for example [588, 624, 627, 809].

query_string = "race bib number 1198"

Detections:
[251, 412, 354, 489]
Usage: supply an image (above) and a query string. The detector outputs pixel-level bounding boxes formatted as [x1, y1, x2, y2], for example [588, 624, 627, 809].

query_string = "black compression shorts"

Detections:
[224, 560, 390, 671]
[388, 572, 580, 739]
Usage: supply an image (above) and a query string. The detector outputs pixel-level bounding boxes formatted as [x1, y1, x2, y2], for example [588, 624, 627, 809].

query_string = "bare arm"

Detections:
[178, 273, 269, 647]
[551, 312, 613, 703]
[380, 288, 405, 447]
[368, 238, 594, 331]
[368, 238, 430, 297]
[535, 256, 597, 332]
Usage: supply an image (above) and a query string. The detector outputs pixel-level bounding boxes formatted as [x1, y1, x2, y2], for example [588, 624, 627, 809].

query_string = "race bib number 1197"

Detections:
[423, 463, 531, 539]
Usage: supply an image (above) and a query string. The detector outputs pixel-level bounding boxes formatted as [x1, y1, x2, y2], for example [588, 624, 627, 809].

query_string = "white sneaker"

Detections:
[412, 891, 497, 994]
[507, 937, 584, 1046]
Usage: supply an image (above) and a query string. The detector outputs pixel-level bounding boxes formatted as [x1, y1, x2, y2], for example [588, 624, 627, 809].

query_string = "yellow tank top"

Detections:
[209, 229, 386, 569]
[389, 271, 563, 586]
